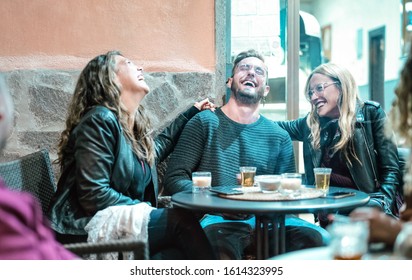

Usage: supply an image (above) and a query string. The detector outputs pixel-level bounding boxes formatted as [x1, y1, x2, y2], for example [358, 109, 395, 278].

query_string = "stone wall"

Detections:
[0, 70, 223, 193]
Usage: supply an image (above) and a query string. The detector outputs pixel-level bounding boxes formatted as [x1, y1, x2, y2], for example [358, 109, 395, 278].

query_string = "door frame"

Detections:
[368, 26, 386, 109]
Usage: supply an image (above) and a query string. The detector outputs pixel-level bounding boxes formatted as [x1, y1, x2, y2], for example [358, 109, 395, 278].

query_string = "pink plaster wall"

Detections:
[0, 0, 215, 72]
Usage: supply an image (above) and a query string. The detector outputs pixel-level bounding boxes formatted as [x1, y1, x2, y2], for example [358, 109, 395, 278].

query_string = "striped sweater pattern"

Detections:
[164, 108, 296, 195]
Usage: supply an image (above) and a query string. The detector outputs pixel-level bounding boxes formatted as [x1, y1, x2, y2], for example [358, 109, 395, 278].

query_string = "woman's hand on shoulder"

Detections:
[194, 98, 216, 112]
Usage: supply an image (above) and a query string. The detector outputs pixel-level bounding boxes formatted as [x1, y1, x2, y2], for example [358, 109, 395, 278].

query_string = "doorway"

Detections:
[369, 26, 386, 109]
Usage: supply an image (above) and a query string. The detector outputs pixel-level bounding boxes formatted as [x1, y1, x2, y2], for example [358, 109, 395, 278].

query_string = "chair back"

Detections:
[0, 149, 57, 216]
[398, 147, 410, 176]
[0, 150, 149, 260]
[64, 239, 148, 260]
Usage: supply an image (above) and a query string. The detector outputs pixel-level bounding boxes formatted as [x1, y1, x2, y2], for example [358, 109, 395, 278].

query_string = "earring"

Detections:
[262, 97, 266, 106]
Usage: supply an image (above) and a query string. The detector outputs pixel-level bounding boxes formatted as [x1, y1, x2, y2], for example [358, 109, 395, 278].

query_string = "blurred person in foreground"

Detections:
[48, 50, 216, 260]
[349, 44, 412, 246]
[164, 49, 329, 260]
[277, 63, 402, 227]
[0, 76, 76, 260]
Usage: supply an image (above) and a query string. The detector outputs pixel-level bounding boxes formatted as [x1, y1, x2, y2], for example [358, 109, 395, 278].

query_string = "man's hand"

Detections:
[349, 207, 403, 245]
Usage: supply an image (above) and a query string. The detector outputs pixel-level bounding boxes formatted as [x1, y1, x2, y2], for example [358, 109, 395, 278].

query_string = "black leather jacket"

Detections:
[48, 105, 200, 235]
[277, 101, 401, 217]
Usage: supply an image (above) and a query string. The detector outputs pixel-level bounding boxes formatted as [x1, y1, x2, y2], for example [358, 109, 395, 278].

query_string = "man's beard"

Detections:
[232, 85, 264, 105]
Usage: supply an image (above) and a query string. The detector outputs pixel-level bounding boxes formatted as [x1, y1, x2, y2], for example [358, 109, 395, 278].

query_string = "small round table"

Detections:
[171, 186, 370, 259]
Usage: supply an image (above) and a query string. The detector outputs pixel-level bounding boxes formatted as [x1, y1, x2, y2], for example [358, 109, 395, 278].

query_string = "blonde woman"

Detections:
[278, 63, 402, 225]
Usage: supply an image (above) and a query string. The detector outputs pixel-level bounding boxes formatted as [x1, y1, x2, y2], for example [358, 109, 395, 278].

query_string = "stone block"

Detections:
[1, 68, 224, 191]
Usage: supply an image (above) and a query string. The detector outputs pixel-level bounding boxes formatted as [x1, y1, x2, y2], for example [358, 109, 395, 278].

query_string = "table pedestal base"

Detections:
[255, 215, 286, 259]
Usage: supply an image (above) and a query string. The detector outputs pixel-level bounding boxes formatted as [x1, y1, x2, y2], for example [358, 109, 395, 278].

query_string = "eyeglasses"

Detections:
[308, 82, 339, 98]
[236, 63, 267, 77]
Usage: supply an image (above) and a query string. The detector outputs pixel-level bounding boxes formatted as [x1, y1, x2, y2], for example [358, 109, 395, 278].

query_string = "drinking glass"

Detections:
[314, 167, 332, 196]
[280, 173, 302, 195]
[239, 167, 256, 187]
[328, 220, 369, 260]
[394, 222, 412, 259]
[192, 171, 212, 193]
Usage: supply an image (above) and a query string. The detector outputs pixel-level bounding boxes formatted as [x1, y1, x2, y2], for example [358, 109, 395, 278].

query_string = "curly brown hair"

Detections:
[56, 50, 155, 167]
[390, 48, 412, 146]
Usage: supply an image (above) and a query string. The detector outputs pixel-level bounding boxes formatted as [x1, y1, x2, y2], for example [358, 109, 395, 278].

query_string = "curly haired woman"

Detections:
[48, 50, 216, 259]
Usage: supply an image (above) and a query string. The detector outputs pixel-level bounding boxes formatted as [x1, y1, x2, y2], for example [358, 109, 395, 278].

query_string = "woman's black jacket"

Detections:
[277, 101, 401, 217]
[48, 105, 200, 235]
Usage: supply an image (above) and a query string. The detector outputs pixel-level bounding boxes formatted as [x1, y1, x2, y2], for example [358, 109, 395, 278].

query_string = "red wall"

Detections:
[0, 0, 215, 72]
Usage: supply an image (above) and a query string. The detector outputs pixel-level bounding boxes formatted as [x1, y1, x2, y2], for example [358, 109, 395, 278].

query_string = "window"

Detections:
[227, 0, 403, 170]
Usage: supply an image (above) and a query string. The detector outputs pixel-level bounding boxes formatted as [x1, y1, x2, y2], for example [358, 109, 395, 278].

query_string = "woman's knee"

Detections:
[168, 208, 199, 226]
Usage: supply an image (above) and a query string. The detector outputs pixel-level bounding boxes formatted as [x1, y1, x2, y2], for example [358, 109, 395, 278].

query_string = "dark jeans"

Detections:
[148, 208, 216, 260]
[55, 232, 87, 244]
[201, 214, 330, 260]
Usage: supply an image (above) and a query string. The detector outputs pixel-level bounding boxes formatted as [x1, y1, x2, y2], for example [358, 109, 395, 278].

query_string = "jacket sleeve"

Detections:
[74, 112, 139, 215]
[276, 116, 308, 141]
[154, 106, 200, 164]
[163, 114, 206, 195]
[367, 104, 401, 216]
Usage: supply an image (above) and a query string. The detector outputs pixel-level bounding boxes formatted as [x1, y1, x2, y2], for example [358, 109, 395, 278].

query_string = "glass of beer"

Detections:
[314, 167, 332, 196]
[192, 171, 212, 193]
[239, 167, 256, 187]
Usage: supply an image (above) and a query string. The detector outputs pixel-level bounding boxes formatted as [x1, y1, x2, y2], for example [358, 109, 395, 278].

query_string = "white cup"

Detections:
[280, 173, 302, 195]
[192, 171, 212, 193]
[255, 175, 282, 193]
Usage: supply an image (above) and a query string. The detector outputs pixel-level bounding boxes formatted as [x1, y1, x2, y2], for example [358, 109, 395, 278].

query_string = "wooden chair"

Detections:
[0, 149, 149, 260]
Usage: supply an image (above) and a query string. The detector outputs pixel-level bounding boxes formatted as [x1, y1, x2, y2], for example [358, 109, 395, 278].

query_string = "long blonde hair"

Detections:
[304, 63, 363, 164]
[56, 50, 155, 167]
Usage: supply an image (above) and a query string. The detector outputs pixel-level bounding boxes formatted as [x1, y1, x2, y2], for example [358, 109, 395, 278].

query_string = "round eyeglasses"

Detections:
[236, 63, 267, 77]
[308, 82, 339, 98]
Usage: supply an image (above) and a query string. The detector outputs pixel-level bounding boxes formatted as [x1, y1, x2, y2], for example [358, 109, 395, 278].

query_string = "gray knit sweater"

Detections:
[163, 107, 296, 195]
